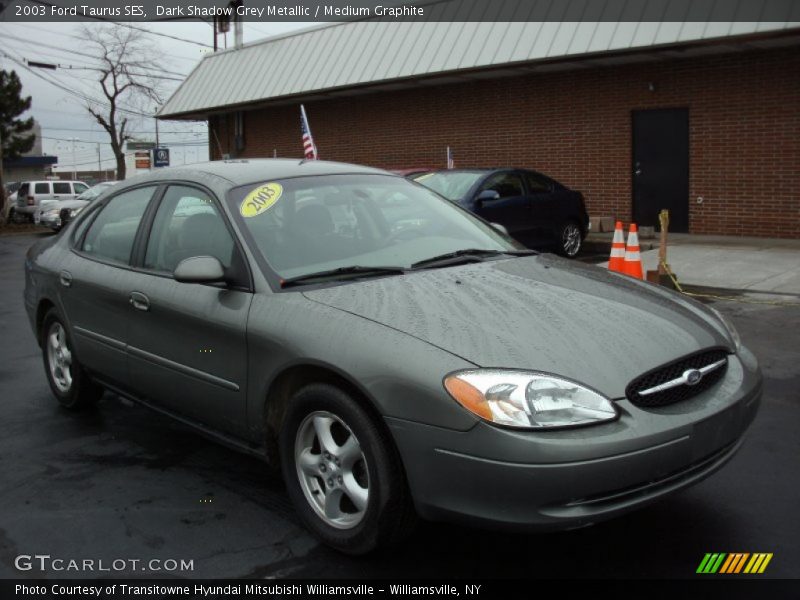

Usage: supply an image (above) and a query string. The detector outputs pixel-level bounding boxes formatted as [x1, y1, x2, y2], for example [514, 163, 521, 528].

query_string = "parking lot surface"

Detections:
[1, 232, 798, 579]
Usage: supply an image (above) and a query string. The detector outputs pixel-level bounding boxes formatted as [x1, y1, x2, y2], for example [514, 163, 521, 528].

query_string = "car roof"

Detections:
[419, 168, 541, 174]
[22, 180, 86, 185]
[131, 159, 392, 187]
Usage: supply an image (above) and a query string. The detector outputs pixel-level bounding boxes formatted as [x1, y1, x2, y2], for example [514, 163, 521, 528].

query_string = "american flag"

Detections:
[300, 104, 318, 160]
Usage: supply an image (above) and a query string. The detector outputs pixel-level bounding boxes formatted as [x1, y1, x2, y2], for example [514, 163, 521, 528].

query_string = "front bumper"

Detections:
[35, 212, 62, 229]
[387, 348, 762, 530]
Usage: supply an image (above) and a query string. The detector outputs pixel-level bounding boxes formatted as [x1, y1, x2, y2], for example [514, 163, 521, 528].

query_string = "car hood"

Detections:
[39, 199, 89, 211]
[302, 254, 732, 399]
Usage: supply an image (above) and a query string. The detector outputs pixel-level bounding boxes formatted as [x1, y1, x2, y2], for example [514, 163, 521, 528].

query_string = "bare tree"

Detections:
[82, 25, 162, 180]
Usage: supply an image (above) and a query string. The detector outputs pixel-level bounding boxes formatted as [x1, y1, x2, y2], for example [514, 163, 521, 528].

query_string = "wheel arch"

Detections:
[35, 298, 57, 346]
[261, 362, 397, 469]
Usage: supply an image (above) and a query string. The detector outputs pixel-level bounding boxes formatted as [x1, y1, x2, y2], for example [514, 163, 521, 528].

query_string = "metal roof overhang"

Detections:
[158, 29, 800, 121]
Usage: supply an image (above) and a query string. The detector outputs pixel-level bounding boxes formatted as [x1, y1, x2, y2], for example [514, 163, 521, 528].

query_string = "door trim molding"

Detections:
[127, 345, 240, 392]
[73, 326, 126, 352]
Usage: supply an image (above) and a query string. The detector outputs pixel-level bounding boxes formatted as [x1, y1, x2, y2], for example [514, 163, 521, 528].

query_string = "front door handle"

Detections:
[129, 291, 150, 312]
[59, 271, 72, 287]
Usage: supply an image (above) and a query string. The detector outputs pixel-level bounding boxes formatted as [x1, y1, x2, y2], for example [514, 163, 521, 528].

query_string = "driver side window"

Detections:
[481, 173, 524, 198]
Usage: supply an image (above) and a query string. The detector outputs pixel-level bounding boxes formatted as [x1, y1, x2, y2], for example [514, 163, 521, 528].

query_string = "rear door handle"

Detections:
[59, 271, 72, 288]
[129, 291, 150, 312]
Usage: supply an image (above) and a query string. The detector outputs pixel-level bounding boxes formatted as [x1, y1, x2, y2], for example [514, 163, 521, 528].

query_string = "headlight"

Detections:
[44, 209, 60, 217]
[444, 370, 617, 429]
[710, 307, 741, 352]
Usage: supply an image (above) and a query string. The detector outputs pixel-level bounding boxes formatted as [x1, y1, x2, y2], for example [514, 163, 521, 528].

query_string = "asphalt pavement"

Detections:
[0, 232, 798, 579]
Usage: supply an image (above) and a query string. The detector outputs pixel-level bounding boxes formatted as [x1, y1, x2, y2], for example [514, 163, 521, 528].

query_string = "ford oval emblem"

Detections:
[684, 368, 703, 386]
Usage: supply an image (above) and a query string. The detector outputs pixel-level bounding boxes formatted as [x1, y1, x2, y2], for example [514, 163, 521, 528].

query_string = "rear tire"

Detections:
[41, 308, 103, 410]
[280, 383, 416, 554]
[556, 219, 583, 258]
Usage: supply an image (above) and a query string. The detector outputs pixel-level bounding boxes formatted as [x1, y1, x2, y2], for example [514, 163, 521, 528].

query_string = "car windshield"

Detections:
[229, 173, 522, 281]
[76, 183, 114, 202]
[413, 171, 485, 201]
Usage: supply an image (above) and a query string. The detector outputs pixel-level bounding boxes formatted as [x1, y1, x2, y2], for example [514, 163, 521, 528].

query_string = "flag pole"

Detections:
[301, 104, 318, 159]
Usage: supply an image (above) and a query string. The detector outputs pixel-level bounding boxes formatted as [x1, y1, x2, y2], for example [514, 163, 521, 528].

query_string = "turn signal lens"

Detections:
[444, 377, 492, 420]
[444, 370, 617, 429]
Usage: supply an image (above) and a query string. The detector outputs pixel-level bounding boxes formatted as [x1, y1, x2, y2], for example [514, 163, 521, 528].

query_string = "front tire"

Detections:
[280, 384, 416, 554]
[41, 309, 103, 410]
[557, 219, 583, 258]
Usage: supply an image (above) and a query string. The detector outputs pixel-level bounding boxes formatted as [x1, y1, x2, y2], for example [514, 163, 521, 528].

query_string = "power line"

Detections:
[3, 32, 191, 78]
[25, 0, 213, 48]
[118, 22, 213, 49]
[2, 49, 157, 118]
[40, 126, 208, 134]
[10, 23, 204, 64]
[43, 135, 207, 144]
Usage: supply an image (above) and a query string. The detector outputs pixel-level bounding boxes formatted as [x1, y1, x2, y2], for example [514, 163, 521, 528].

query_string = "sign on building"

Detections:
[153, 148, 170, 168]
[134, 151, 151, 169]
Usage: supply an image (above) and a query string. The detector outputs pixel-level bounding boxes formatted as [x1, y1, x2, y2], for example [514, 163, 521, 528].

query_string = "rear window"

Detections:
[53, 182, 71, 194]
[524, 172, 552, 193]
[18, 183, 29, 196]
[81, 186, 156, 264]
[34, 183, 50, 194]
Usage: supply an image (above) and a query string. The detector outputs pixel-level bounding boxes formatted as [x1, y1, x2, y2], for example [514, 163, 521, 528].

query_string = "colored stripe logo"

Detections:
[697, 553, 773, 574]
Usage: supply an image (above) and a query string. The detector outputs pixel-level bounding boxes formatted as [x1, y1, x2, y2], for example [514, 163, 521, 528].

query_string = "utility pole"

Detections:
[154, 106, 160, 150]
[0, 126, 6, 223]
[97, 143, 102, 179]
[233, 0, 244, 49]
[70, 137, 79, 180]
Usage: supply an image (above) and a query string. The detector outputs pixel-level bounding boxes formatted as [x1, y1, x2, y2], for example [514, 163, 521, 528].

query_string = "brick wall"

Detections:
[211, 45, 800, 238]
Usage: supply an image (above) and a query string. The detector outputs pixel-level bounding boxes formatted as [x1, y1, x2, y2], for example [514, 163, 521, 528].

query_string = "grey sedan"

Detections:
[24, 160, 762, 554]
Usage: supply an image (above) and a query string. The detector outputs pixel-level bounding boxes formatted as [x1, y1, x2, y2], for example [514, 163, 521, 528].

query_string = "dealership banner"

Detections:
[3, 579, 800, 599]
[2, 0, 798, 22]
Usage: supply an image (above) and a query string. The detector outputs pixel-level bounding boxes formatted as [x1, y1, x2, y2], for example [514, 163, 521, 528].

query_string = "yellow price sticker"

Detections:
[240, 183, 283, 217]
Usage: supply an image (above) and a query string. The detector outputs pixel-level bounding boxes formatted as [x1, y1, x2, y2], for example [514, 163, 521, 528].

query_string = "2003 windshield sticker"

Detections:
[240, 183, 283, 217]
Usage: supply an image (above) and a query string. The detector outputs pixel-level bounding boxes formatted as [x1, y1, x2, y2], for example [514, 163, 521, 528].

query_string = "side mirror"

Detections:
[475, 189, 500, 206]
[173, 256, 225, 284]
[490, 222, 509, 236]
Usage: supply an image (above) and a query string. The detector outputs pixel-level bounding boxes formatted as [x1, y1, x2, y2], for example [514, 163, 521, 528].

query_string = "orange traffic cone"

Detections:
[623, 223, 644, 280]
[608, 221, 626, 273]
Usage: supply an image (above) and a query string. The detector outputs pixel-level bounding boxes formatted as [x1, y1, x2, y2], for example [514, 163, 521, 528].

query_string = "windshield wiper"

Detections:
[280, 265, 407, 288]
[410, 248, 535, 270]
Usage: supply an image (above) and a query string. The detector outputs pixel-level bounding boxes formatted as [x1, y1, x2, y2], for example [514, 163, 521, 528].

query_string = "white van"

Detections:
[13, 180, 89, 221]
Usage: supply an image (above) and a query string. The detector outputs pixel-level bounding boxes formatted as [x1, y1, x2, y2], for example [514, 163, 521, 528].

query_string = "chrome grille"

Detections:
[626, 349, 729, 408]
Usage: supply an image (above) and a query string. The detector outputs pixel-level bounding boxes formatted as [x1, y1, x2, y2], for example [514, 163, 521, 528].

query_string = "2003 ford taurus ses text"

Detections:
[24, 160, 762, 554]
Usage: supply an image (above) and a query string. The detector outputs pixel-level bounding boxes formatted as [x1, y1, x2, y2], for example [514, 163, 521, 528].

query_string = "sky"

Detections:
[0, 20, 311, 172]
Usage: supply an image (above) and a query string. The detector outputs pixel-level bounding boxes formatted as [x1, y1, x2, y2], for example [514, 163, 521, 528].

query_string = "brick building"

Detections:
[159, 18, 800, 238]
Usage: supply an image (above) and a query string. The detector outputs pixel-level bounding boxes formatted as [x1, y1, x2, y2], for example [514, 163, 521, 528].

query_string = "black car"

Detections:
[414, 169, 590, 257]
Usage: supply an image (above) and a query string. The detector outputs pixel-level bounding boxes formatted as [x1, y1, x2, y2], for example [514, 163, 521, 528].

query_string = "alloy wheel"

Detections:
[294, 411, 370, 529]
[562, 222, 582, 257]
[47, 322, 73, 393]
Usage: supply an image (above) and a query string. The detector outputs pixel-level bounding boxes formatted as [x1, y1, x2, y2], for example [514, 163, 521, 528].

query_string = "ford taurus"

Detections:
[24, 159, 762, 554]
